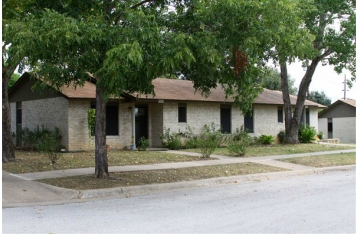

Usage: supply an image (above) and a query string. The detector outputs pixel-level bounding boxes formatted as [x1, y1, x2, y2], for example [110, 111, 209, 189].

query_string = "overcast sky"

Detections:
[286, 62, 356, 102]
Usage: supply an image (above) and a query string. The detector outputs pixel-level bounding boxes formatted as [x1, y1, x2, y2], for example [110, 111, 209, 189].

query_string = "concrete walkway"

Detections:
[3, 149, 356, 208]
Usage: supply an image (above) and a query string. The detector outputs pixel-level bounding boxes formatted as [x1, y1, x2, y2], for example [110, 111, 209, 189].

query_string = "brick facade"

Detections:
[11, 97, 69, 148]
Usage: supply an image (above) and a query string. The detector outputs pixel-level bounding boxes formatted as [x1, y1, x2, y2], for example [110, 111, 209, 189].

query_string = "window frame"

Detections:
[178, 103, 187, 123]
[277, 107, 283, 123]
[90, 102, 119, 136]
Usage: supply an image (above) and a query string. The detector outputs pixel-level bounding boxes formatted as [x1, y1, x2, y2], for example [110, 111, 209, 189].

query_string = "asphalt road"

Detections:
[3, 169, 355, 233]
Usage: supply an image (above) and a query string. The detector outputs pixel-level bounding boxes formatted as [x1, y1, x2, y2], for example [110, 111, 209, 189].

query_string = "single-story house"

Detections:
[318, 99, 356, 144]
[9, 72, 324, 151]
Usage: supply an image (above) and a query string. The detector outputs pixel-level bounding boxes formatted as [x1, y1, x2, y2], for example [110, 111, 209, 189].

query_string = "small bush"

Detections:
[19, 125, 62, 164]
[160, 127, 182, 150]
[277, 130, 286, 144]
[258, 135, 274, 145]
[298, 125, 317, 143]
[198, 123, 223, 158]
[317, 132, 324, 140]
[138, 137, 150, 151]
[228, 127, 251, 156]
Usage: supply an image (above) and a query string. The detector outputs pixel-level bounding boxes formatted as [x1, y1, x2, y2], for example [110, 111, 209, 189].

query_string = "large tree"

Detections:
[164, 0, 308, 114]
[276, 0, 356, 143]
[3, 0, 295, 173]
[2, 0, 195, 175]
[2, 0, 30, 162]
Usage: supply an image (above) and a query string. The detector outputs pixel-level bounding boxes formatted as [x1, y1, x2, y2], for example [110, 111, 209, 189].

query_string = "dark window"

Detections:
[90, 102, 119, 136]
[106, 105, 119, 135]
[220, 107, 231, 134]
[244, 110, 254, 133]
[16, 102, 22, 125]
[278, 107, 283, 123]
[305, 109, 310, 126]
[178, 103, 187, 123]
[328, 118, 333, 132]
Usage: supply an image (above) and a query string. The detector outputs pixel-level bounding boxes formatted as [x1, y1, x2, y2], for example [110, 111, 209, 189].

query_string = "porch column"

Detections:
[131, 103, 136, 150]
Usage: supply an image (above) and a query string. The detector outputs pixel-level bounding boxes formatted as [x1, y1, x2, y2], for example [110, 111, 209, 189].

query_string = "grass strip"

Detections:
[37, 162, 287, 190]
[3, 150, 213, 174]
[184, 143, 355, 157]
[278, 152, 356, 167]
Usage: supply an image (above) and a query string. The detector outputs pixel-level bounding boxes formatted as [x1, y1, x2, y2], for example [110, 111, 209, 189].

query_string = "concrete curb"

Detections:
[78, 165, 355, 199]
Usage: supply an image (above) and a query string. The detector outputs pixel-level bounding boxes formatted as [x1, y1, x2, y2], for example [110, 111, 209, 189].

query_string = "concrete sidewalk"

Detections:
[2, 149, 356, 208]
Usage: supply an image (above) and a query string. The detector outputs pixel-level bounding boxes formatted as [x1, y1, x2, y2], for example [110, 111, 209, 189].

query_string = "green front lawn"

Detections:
[184, 143, 355, 157]
[2, 150, 213, 174]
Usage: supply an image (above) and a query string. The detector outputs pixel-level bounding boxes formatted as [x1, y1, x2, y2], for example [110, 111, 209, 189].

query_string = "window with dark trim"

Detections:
[220, 107, 231, 134]
[90, 102, 119, 136]
[178, 103, 187, 123]
[244, 110, 254, 133]
[16, 102, 22, 125]
[278, 107, 283, 123]
[305, 109, 310, 126]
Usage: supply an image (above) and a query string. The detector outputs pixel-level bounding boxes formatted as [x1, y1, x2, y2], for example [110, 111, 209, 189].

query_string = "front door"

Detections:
[135, 106, 148, 146]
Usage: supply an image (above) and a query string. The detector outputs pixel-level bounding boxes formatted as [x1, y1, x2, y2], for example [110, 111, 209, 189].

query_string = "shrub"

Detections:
[160, 127, 182, 150]
[258, 135, 274, 145]
[21, 125, 62, 152]
[298, 125, 317, 143]
[198, 123, 223, 158]
[228, 127, 251, 156]
[277, 130, 286, 144]
[317, 132, 324, 140]
[20, 125, 62, 164]
[138, 137, 150, 151]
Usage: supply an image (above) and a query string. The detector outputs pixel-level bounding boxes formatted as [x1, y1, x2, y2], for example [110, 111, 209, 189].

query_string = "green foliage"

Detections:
[228, 127, 251, 156]
[277, 130, 286, 144]
[8, 73, 20, 89]
[87, 108, 96, 137]
[307, 91, 331, 106]
[259, 67, 298, 94]
[138, 137, 150, 151]
[317, 131, 324, 140]
[198, 124, 223, 158]
[160, 127, 182, 150]
[258, 135, 275, 145]
[20, 125, 62, 151]
[20, 125, 62, 164]
[298, 125, 317, 143]
[181, 126, 201, 149]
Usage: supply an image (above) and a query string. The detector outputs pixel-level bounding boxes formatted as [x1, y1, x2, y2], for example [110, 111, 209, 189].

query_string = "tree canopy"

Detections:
[307, 91, 332, 106]
[258, 67, 298, 95]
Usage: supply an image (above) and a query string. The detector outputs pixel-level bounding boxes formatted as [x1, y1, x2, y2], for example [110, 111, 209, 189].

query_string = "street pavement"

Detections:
[2, 148, 356, 208]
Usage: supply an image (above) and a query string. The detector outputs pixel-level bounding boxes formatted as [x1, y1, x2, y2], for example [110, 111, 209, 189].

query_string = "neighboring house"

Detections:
[318, 99, 356, 143]
[9, 72, 324, 151]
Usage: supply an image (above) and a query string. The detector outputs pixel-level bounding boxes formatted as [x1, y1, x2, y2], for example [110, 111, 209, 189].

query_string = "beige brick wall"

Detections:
[68, 100, 131, 151]
[148, 103, 164, 147]
[163, 101, 222, 135]
[12, 97, 69, 148]
[253, 105, 285, 138]
[118, 102, 133, 148]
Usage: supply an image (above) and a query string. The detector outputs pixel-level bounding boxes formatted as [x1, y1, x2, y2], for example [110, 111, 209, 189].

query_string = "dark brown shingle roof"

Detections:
[134, 78, 324, 107]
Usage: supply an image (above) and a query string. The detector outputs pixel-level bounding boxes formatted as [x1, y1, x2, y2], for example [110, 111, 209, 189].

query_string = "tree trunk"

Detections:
[94, 85, 109, 178]
[280, 59, 300, 144]
[2, 64, 16, 162]
[280, 57, 321, 144]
